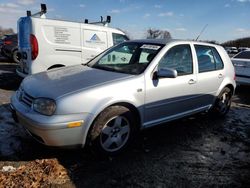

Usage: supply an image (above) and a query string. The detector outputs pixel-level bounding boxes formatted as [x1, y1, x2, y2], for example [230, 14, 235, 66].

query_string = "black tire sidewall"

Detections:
[89, 106, 136, 155]
[212, 87, 232, 117]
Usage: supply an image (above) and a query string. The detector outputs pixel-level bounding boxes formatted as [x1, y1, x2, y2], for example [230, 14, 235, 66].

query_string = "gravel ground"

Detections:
[0, 60, 250, 187]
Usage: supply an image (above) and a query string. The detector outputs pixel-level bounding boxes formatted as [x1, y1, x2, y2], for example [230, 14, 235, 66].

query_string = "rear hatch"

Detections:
[17, 16, 32, 76]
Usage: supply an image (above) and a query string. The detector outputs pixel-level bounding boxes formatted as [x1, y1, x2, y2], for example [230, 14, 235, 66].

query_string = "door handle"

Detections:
[188, 79, 196, 84]
[218, 73, 223, 78]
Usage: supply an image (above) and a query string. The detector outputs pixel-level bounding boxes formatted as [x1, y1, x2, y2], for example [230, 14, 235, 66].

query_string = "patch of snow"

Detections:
[1, 165, 16, 172]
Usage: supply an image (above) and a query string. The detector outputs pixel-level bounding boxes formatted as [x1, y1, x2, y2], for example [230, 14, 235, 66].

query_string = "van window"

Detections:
[112, 33, 129, 45]
[195, 45, 224, 72]
[158, 44, 193, 76]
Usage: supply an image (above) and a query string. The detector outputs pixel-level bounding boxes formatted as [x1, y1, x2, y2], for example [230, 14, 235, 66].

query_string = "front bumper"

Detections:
[10, 94, 94, 147]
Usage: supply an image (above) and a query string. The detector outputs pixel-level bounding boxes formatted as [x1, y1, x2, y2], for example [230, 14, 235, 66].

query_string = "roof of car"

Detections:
[129, 38, 174, 45]
[125, 38, 220, 47]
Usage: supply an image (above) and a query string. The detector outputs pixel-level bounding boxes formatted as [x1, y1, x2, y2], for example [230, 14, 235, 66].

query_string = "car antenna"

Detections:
[195, 24, 208, 41]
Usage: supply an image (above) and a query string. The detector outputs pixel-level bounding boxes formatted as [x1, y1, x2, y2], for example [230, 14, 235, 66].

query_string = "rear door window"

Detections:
[195, 45, 224, 73]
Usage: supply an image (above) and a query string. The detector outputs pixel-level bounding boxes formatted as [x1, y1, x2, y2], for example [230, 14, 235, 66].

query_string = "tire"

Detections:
[89, 106, 136, 155]
[12, 50, 20, 63]
[211, 87, 232, 117]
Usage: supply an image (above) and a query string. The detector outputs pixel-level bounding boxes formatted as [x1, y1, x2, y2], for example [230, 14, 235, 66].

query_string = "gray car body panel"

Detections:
[11, 39, 236, 147]
[231, 50, 250, 85]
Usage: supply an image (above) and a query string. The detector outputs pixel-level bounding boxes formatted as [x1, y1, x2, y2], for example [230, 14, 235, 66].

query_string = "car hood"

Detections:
[22, 65, 134, 99]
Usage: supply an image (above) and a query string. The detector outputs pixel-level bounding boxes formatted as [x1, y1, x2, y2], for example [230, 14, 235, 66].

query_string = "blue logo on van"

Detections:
[90, 34, 101, 41]
[86, 33, 105, 44]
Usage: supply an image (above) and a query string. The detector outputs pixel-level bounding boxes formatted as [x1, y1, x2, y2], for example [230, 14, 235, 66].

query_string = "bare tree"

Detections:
[146, 28, 171, 39]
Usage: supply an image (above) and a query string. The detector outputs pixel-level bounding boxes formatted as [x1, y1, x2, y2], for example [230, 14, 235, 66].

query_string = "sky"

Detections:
[0, 0, 250, 43]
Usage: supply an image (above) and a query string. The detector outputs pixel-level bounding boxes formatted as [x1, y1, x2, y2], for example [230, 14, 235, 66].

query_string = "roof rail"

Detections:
[27, 4, 47, 18]
[84, 16, 111, 26]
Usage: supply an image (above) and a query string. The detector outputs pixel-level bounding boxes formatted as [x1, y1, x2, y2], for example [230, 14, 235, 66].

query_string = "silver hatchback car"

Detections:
[11, 39, 236, 155]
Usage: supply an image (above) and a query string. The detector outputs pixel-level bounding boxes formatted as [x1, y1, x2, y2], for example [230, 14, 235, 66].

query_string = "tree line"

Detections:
[221, 37, 250, 48]
[145, 28, 250, 48]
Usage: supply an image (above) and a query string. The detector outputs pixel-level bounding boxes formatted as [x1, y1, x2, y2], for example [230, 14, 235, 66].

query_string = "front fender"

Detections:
[55, 76, 145, 117]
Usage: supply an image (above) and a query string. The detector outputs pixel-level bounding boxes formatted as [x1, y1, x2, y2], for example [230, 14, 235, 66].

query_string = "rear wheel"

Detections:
[211, 87, 232, 117]
[89, 106, 136, 155]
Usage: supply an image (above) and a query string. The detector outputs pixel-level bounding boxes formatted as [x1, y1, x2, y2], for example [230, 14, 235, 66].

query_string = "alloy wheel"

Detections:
[100, 116, 130, 152]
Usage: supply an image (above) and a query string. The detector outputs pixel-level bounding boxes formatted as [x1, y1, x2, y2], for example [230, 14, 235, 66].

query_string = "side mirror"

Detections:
[153, 68, 177, 79]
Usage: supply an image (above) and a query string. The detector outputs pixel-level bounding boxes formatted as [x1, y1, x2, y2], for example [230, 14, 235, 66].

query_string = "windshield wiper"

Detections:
[93, 65, 115, 72]
[93, 65, 131, 74]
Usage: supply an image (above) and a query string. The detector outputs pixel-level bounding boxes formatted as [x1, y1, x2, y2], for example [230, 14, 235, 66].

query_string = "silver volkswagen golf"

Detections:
[11, 39, 236, 155]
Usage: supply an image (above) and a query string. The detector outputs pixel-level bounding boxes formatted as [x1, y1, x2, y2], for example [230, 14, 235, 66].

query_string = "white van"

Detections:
[17, 4, 129, 77]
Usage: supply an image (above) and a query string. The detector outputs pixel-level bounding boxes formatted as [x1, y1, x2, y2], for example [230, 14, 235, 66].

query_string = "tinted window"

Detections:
[112, 33, 129, 45]
[195, 45, 223, 73]
[158, 44, 193, 76]
[234, 51, 250, 59]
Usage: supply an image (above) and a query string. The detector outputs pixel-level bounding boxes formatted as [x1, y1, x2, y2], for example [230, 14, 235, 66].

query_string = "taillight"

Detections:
[4, 40, 12, 45]
[30, 34, 38, 60]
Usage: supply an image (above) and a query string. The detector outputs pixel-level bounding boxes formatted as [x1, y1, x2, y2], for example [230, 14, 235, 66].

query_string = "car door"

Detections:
[144, 44, 200, 128]
[194, 45, 224, 108]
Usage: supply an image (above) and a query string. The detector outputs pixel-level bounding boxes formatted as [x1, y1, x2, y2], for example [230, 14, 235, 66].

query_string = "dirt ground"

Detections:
[0, 61, 250, 187]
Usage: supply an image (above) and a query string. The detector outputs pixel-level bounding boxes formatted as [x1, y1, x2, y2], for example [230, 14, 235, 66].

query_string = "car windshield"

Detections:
[234, 51, 250, 59]
[88, 42, 164, 75]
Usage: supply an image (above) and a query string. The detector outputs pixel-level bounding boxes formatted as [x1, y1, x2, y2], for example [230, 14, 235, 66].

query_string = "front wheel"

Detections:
[211, 87, 233, 117]
[89, 106, 136, 155]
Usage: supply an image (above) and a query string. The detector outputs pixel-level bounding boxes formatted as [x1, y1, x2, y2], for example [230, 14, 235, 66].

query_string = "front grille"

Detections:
[19, 89, 34, 107]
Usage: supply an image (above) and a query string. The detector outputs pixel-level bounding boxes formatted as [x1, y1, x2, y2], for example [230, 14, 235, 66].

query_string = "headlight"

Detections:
[33, 98, 56, 116]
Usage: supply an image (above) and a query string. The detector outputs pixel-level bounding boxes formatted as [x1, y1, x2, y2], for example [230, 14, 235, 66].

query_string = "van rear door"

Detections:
[81, 29, 108, 63]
